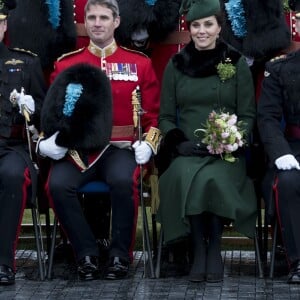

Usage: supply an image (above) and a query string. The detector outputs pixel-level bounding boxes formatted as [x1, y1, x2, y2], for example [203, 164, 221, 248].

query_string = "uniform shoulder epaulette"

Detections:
[57, 47, 85, 61]
[10, 47, 37, 56]
[264, 54, 287, 77]
[270, 54, 287, 63]
[119, 46, 149, 58]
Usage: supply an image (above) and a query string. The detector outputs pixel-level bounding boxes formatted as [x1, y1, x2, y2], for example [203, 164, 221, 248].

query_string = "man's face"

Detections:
[0, 19, 7, 42]
[84, 4, 120, 48]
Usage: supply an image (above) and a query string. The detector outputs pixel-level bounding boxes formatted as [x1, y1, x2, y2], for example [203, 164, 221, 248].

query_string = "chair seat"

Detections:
[78, 181, 110, 194]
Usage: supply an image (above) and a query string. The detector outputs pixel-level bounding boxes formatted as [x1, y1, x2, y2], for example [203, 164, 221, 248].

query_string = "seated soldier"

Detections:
[0, 0, 46, 285]
[258, 0, 300, 285]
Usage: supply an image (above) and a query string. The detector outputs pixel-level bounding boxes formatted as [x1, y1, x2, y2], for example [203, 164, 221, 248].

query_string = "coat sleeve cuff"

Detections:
[144, 127, 162, 155]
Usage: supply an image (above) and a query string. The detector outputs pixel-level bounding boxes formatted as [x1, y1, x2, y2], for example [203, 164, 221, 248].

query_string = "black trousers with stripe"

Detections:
[46, 145, 139, 263]
[275, 169, 300, 265]
[0, 150, 29, 270]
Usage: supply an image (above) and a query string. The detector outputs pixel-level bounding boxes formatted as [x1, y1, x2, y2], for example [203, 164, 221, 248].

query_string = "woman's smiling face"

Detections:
[189, 15, 221, 51]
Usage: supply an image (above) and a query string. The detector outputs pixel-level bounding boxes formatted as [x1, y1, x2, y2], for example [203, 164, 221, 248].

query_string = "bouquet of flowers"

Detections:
[194, 110, 246, 162]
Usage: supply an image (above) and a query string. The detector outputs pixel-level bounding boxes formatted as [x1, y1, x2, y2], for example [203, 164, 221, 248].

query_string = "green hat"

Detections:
[180, 0, 221, 22]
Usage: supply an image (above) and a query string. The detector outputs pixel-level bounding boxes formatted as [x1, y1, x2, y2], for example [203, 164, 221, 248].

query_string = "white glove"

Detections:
[132, 141, 152, 164]
[38, 131, 68, 160]
[275, 154, 300, 170]
[18, 92, 35, 115]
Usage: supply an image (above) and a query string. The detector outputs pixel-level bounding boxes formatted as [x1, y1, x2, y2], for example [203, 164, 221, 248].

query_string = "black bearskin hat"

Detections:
[116, 0, 151, 47]
[289, 0, 300, 11]
[7, 0, 76, 71]
[41, 63, 112, 152]
[150, 0, 182, 42]
[115, 0, 181, 50]
[221, 0, 291, 59]
[0, 0, 16, 20]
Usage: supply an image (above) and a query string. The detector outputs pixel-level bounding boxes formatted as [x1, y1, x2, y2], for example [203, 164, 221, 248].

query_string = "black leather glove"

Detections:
[177, 141, 209, 156]
[155, 128, 187, 176]
[163, 128, 188, 152]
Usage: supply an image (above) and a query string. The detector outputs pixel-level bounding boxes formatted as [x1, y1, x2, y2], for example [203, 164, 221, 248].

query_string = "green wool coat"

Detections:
[157, 49, 257, 243]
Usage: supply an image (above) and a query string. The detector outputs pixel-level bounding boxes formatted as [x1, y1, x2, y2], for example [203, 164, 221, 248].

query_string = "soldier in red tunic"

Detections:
[37, 0, 160, 281]
[75, 0, 187, 84]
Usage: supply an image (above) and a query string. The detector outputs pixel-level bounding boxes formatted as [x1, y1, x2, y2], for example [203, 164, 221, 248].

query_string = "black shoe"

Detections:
[287, 261, 300, 284]
[188, 272, 206, 283]
[105, 257, 129, 280]
[206, 273, 223, 283]
[77, 256, 99, 281]
[0, 265, 15, 285]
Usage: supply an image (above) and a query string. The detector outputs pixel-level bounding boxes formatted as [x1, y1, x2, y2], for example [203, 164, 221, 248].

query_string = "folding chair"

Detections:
[261, 118, 287, 279]
[19, 153, 48, 281]
[26, 202, 47, 280]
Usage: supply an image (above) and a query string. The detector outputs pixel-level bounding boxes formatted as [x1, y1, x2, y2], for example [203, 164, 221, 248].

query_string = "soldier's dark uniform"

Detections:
[0, 42, 46, 284]
[258, 51, 300, 280]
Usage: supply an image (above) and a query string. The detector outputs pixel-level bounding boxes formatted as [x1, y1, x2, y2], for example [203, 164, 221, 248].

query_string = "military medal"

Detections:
[106, 63, 113, 80]
[112, 63, 118, 80]
[124, 64, 129, 81]
[129, 63, 138, 82]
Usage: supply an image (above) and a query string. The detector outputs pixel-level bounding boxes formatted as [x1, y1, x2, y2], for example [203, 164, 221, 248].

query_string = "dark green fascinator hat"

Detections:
[180, 0, 221, 22]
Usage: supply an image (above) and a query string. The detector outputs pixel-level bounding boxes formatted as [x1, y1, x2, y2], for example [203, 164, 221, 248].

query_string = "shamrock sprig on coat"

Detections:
[216, 58, 236, 82]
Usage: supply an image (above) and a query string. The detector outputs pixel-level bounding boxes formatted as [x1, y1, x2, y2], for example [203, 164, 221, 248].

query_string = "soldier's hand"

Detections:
[18, 93, 35, 115]
[275, 154, 300, 170]
[132, 141, 152, 164]
[38, 131, 68, 160]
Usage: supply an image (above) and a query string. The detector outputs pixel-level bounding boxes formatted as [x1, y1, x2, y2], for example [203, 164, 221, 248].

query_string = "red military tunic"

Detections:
[150, 14, 190, 84]
[50, 39, 159, 167]
[285, 11, 300, 42]
[73, 0, 89, 49]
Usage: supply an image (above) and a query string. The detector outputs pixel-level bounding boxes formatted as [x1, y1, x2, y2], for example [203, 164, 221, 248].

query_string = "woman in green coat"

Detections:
[157, 0, 257, 283]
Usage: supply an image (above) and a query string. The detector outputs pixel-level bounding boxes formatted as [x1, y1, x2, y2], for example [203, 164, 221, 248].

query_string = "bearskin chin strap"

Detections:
[144, 126, 162, 155]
